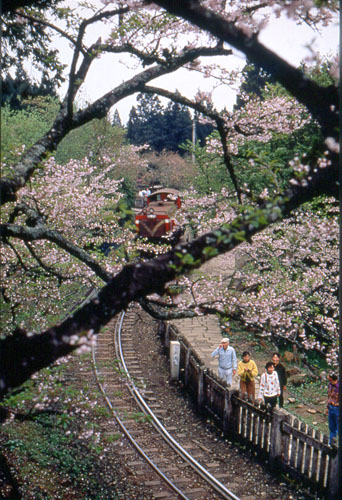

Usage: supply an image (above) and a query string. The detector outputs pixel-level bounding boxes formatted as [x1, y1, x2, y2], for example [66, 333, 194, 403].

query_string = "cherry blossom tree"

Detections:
[230, 198, 339, 367]
[0, 0, 339, 400]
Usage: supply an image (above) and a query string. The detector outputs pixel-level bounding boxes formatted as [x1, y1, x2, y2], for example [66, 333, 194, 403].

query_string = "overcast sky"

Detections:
[49, 5, 338, 125]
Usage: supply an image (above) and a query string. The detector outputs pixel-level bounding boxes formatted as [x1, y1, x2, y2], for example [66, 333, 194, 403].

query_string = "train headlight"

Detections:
[147, 208, 156, 219]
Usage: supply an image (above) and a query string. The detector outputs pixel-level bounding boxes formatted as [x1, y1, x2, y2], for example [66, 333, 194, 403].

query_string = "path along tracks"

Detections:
[92, 309, 240, 500]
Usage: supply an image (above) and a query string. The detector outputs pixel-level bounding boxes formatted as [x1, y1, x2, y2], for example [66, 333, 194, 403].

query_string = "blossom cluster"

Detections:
[205, 93, 312, 157]
[227, 202, 339, 366]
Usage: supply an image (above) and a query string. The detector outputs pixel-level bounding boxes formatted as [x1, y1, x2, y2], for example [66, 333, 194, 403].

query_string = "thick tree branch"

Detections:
[99, 42, 232, 66]
[139, 296, 227, 320]
[1, 223, 112, 283]
[140, 298, 197, 320]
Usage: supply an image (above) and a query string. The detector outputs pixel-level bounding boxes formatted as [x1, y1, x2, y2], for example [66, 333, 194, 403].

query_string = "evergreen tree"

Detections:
[126, 106, 140, 143]
[127, 93, 210, 154]
[194, 110, 215, 147]
[127, 93, 165, 152]
[162, 100, 192, 152]
[1, 64, 58, 109]
[234, 61, 277, 110]
[112, 109, 123, 128]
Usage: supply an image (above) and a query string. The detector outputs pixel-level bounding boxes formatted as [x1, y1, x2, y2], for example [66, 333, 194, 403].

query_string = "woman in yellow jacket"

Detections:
[237, 351, 258, 402]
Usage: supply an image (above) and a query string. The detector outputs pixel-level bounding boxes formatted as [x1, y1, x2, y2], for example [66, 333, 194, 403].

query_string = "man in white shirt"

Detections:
[211, 337, 237, 387]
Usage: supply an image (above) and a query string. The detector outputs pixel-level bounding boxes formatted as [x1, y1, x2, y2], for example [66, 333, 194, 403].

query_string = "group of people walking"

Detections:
[211, 335, 339, 445]
[211, 336, 287, 408]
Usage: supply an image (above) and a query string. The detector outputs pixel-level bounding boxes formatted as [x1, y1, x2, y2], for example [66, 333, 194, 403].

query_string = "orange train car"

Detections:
[135, 188, 181, 238]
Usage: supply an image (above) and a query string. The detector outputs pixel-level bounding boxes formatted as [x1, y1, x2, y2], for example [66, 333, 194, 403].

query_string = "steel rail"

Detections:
[92, 312, 190, 500]
[116, 311, 241, 500]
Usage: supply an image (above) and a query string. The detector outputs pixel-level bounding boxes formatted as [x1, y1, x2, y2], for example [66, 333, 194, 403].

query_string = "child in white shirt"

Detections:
[258, 361, 280, 409]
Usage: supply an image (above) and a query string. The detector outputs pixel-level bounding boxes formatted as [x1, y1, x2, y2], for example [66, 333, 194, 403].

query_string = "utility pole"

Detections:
[192, 112, 197, 163]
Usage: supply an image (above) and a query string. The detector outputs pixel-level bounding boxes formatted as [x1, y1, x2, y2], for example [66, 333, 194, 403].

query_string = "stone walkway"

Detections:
[171, 252, 244, 391]
[171, 315, 241, 391]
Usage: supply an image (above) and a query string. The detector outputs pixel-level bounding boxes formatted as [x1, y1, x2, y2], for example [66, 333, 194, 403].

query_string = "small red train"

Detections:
[135, 188, 181, 238]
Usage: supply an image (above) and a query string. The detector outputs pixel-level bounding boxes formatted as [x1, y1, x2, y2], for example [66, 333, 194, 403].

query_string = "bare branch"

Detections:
[11, 11, 83, 53]
[24, 241, 71, 281]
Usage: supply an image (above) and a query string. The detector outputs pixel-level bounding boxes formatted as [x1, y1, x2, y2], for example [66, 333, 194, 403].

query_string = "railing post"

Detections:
[165, 324, 170, 349]
[269, 408, 287, 466]
[185, 347, 191, 386]
[327, 447, 338, 500]
[197, 366, 204, 410]
[223, 389, 238, 435]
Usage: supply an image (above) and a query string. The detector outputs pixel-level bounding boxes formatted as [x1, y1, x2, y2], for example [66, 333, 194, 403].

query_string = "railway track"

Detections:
[92, 309, 241, 500]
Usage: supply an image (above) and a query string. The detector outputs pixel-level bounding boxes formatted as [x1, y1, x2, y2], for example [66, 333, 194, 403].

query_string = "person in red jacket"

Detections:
[325, 373, 339, 445]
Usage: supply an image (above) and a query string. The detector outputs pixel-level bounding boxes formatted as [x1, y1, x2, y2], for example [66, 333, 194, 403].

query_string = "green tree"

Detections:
[127, 93, 202, 154]
[300, 55, 337, 88]
[234, 61, 277, 110]
[1, 97, 60, 170]
[55, 116, 126, 165]
[127, 93, 166, 152]
[162, 99, 192, 153]
[233, 121, 324, 197]
[182, 137, 230, 194]
[112, 109, 123, 128]
[1, 0, 66, 89]
[1, 63, 58, 109]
